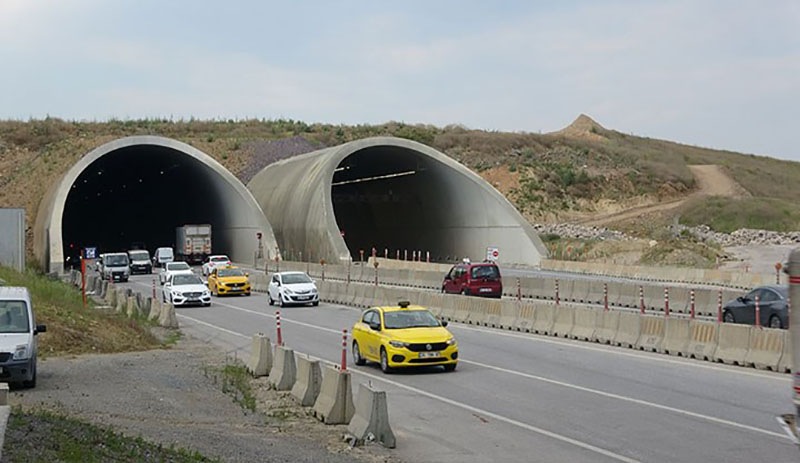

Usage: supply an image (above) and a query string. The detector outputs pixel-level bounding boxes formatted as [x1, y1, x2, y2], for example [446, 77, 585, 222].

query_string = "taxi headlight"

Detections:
[388, 340, 410, 348]
[446, 337, 457, 346]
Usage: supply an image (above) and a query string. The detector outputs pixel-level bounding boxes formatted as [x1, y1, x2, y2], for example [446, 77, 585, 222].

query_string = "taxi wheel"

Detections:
[380, 348, 393, 374]
[353, 341, 366, 366]
[443, 364, 457, 372]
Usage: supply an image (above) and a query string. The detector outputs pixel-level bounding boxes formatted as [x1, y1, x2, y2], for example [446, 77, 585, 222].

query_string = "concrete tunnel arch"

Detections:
[34, 135, 278, 273]
[246, 137, 548, 266]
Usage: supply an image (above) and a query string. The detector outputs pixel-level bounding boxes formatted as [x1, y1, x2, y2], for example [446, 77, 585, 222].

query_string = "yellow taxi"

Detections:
[207, 266, 251, 297]
[351, 301, 458, 373]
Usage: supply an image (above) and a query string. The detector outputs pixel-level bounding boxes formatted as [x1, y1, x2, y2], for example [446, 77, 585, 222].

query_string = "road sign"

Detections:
[84, 247, 97, 259]
[486, 246, 499, 261]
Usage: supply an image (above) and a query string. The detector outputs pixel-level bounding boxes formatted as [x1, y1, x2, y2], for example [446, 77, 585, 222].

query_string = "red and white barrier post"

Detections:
[717, 290, 723, 323]
[404, 249, 408, 261]
[152, 278, 157, 300]
[426, 251, 430, 263]
[755, 294, 761, 328]
[276, 310, 283, 346]
[359, 249, 365, 263]
[384, 248, 388, 259]
[603, 283, 609, 311]
[690, 289, 696, 320]
[664, 287, 670, 318]
[555, 279, 560, 306]
[396, 250, 400, 260]
[341, 329, 348, 371]
[639, 286, 645, 314]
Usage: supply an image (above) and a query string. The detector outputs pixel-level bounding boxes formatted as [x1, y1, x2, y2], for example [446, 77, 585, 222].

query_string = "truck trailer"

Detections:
[175, 224, 212, 265]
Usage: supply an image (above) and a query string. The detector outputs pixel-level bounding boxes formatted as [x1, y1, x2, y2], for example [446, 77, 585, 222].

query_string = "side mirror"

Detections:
[369, 322, 381, 331]
[440, 320, 449, 327]
[245, 272, 250, 277]
[35, 324, 47, 334]
[444, 275, 452, 280]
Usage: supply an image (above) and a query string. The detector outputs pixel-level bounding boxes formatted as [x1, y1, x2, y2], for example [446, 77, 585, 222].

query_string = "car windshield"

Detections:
[282, 273, 312, 284]
[0, 301, 30, 333]
[471, 265, 499, 279]
[166, 262, 190, 271]
[129, 251, 149, 260]
[218, 268, 244, 277]
[173, 274, 202, 286]
[383, 310, 441, 329]
[106, 255, 129, 266]
[211, 257, 229, 263]
[158, 249, 174, 258]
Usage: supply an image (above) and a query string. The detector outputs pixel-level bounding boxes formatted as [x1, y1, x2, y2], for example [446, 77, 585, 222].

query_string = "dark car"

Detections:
[442, 261, 502, 298]
[722, 285, 788, 329]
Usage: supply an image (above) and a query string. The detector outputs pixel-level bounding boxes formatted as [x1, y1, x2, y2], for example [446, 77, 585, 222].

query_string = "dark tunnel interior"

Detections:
[62, 145, 227, 268]
[332, 146, 458, 262]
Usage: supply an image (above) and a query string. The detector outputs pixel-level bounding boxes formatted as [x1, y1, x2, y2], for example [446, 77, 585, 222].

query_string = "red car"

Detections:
[442, 262, 502, 298]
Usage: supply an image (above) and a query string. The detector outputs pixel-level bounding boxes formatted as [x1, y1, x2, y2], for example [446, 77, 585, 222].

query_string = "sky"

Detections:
[1, 1, 798, 161]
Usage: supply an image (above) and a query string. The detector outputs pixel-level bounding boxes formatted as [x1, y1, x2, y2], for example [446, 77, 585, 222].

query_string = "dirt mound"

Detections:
[549, 114, 608, 142]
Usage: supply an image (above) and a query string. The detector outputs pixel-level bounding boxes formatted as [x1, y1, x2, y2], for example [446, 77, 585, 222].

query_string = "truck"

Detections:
[175, 224, 212, 265]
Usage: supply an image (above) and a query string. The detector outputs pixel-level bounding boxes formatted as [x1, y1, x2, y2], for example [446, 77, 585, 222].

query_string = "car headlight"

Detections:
[13, 344, 29, 360]
[446, 337, 457, 346]
[172, 291, 182, 297]
[283, 287, 294, 295]
[311, 288, 318, 294]
[388, 340, 410, 348]
[202, 290, 210, 297]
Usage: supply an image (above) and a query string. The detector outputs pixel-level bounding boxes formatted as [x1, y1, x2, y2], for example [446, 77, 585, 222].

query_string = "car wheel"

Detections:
[268, 295, 274, 306]
[245, 292, 251, 297]
[23, 361, 36, 388]
[441, 286, 446, 293]
[353, 341, 366, 366]
[312, 301, 319, 307]
[461, 288, 470, 296]
[278, 294, 285, 308]
[769, 314, 782, 329]
[723, 310, 735, 324]
[443, 363, 457, 373]
[380, 348, 393, 374]
[204, 302, 211, 307]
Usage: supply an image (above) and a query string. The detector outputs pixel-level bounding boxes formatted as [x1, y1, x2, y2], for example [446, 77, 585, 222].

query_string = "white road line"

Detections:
[176, 313, 639, 463]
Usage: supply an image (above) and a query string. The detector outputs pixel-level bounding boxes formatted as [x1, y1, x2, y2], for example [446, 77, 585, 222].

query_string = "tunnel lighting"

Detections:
[334, 166, 351, 172]
[331, 170, 416, 187]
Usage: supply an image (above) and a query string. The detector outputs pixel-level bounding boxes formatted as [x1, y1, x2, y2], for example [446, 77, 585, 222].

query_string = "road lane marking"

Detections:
[175, 313, 640, 462]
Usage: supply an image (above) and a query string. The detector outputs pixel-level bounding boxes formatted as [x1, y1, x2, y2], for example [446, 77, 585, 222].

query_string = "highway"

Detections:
[125, 274, 797, 463]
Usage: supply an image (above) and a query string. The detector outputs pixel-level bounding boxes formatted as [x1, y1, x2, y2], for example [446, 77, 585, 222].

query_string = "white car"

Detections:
[159, 261, 194, 285]
[268, 271, 319, 307]
[202, 255, 231, 276]
[162, 273, 211, 307]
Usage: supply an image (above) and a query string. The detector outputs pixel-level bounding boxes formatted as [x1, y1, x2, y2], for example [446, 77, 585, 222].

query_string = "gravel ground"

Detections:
[6, 334, 400, 463]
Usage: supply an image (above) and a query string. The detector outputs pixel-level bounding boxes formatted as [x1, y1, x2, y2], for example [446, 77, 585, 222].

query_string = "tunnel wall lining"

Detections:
[35, 135, 278, 273]
[247, 136, 548, 266]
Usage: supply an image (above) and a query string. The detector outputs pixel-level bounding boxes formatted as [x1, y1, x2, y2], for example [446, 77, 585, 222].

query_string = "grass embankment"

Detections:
[0, 267, 214, 462]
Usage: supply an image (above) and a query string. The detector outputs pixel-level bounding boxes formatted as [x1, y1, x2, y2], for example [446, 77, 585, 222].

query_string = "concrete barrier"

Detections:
[660, 318, 690, 356]
[114, 288, 126, 313]
[497, 300, 519, 330]
[483, 299, 503, 327]
[0, 383, 7, 405]
[269, 345, 297, 391]
[452, 296, 473, 324]
[148, 297, 162, 322]
[551, 306, 575, 338]
[157, 301, 179, 329]
[440, 294, 457, 321]
[248, 333, 272, 377]
[586, 281, 606, 305]
[532, 303, 555, 335]
[291, 353, 322, 406]
[566, 279, 586, 303]
[714, 324, 752, 366]
[594, 310, 620, 344]
[744, 327, 786, 371]
[636, 316, 665, 352]
[686, 320, 718, 361]
[312, 364, 355, 425]
[347, 382, 396, 448]
[570, 307, 599, 341]
[126, 295, 140, 318]
[613, 312, 642, 348]
[0, 404, 9, 459]
[779, 335, 792, 373]
[514, 303, 535, 332]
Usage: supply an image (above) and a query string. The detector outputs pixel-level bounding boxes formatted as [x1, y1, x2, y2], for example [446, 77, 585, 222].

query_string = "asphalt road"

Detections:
[124, 274, 798, 463]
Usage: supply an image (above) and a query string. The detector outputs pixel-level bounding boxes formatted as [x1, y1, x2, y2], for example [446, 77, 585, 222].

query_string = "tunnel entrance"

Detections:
[332, 146, 461, 262]
[39, 136, 277, 273]
[62, 145, 226, 267]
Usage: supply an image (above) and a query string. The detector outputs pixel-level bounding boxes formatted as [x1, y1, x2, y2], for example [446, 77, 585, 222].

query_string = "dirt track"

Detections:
[575, 165, 749, 227]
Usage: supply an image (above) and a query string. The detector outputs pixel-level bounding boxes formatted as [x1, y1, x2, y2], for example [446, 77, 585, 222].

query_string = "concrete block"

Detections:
[247, 333, 272, 378]
[779, 334, 792, 373]
[312, 365, 354, 425]
[452, 296, 473, 324]
[660, 318, 690, 356]
[291, 353, 322, 406]
[636, 315, 665, 352]
[532, 303, 555, 335]
[551, 306, 575, 338]
[347, 383, 396, 448]
[686, 320, 718, 361]
[269, 345, 297, 391]
[613, 312, 642, 349]
[148, 297, 162, 322]
[744, 327, 785, 371]
[0, 405, 9, 460]
[114, 289, 126, 313]
[157, 302, 179, 329]
[439, 294, 457, 322]
[0, 383, 7, 405]
[570, 307, 599, 341]
[594, 310, 620, 344]
[497, 300, 519, 330]
[126, 295, 140, 318]
[714, 324, 752, 366]
[514, 303, 535, 332]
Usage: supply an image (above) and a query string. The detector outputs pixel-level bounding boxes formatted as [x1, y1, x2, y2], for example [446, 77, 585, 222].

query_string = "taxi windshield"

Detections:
[218, 268, 244, 277]
[383, 310, 440, 329]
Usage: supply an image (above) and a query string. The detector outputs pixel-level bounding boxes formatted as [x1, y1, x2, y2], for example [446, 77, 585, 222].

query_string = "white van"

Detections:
[153, 247, 174, 268]
[0, 286, 46, 388]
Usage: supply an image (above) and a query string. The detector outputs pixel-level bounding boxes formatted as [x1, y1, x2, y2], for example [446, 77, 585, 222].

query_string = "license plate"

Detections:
[419, 351, 440, 359]
[479, 288, 492, 293]
[297, 296, 310, 300]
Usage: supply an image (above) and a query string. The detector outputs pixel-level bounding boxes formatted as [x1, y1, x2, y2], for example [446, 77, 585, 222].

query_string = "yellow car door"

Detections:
[208, 269, 218, 295]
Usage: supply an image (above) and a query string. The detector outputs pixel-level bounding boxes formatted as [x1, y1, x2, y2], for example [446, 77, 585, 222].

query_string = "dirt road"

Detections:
[575, 165, 749, 227]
